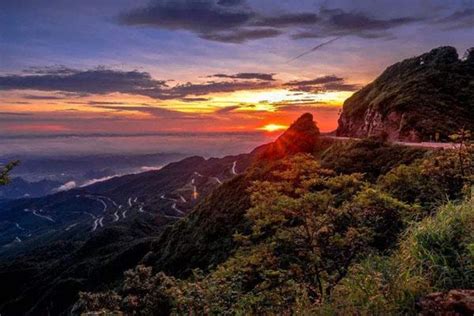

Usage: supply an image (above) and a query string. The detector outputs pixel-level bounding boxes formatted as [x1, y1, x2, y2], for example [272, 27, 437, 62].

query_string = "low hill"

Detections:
[336, 46, 474, 141]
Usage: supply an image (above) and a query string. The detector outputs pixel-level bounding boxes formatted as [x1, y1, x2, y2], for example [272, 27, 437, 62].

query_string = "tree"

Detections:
[79, 154, 416, 314]
[198, 154, 413, 311]
[0, 160, 19, 186]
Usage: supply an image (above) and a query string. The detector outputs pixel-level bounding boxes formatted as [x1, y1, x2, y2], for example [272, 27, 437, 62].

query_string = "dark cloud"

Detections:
[93, 105, 208, 120]
[166, 80, 273, 97]
[0, 112, 33, 116]
[201, 28, 282, 43]
[119, 1, 422, 43]
[2, 66, 359, 102]
[433, 8, 474, 30]
[210, 72, 275, 81]
[217, 0, 245, 7]
[292, 8, 422, 39]
[214, 105, 241, 114]
[0, 67, 274, 100]
[119, 0, 255, 34]
[87, 101, 129, 105]
[276, 104, 339, 113]
[22, 66, 79, 75]
[253, 13, 319, 28]
[321, 82, 360, 91]
[0, 68, 167, 96]
[22, 94, 64, 100]
[180, 97, 210, 102]
[284, 75, 359, 93]
[8, 101, 32, 105]
[285, 75, 343, 86]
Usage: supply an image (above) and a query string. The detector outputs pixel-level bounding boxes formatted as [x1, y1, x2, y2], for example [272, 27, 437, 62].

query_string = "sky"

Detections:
[0, 0, 473, 137]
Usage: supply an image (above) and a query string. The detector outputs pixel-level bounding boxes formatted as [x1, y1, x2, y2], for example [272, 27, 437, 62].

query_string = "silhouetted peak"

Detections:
[256, 113, 320, 159]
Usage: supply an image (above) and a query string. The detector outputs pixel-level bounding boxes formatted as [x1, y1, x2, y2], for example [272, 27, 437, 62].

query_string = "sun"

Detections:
[259, 124, 288, 132]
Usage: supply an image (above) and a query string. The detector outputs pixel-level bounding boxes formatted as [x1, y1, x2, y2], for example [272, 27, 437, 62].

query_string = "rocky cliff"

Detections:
[336, 46, 474, 141]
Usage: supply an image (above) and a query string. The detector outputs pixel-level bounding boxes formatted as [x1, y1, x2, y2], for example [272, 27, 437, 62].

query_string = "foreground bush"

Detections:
[321, 198, 473, 315]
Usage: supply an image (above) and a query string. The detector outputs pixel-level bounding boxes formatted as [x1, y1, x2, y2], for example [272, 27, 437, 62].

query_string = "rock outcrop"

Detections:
[336, 46, 474, 141]
[254, 113, 320, 159]
[418, 289, 474, 315]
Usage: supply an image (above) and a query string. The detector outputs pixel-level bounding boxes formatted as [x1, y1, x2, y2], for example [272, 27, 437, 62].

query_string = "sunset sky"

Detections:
[1, 0, 473, 136]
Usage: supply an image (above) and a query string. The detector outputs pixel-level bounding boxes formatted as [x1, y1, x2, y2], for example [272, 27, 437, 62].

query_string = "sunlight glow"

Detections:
[259, 124, 288, 132]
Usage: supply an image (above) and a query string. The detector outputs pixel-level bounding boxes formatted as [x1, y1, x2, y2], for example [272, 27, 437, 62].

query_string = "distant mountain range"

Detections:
[337, 46, 474, 141]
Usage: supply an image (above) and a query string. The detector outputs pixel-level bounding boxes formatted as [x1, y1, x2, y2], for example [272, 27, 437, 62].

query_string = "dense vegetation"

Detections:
[1, 113, 472, 315]
[337, 46, 474, 141]
[78, 136, 473, 315]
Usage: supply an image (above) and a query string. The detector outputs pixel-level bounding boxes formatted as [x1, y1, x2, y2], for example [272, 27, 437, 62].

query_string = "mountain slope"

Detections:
[336, 46, 474, 141]
[0, 153, 253, 315]
[0, 177, 61, 200]
[143, 113, 323, 276]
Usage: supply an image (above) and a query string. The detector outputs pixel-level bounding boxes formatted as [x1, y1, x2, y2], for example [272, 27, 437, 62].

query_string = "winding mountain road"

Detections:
[15, 223, 25, 231]
[171, 202, 184, 215]
[65, 223, 78, 231]
[231, 161, 238, 175]
[161, 194, 185, 216]
[92, 218, 99, 231]
[24, 208, 55, 222]
[211, 177, 223, 184]
[327, 136, 459, 149]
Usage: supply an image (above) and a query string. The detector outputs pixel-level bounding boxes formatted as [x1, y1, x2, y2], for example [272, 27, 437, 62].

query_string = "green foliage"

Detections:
[321, 138, 426, 180]
[419, 145, 474, 198]
[78, 265, 175, 315]
[77, 147, 472, 315]
[319, 198, 474, 315]
[378, 162, 443, 210]
[398, 199, 474, 290]
[0, 160, 19, 186]
[82, 154, 420, 315]
[378, 142, 474, 211]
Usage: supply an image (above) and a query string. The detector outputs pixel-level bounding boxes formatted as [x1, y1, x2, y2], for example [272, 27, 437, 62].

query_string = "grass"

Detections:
[315, 197, 473, 315]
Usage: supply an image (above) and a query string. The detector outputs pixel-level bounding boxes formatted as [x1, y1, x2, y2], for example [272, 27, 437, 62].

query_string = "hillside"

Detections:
[0, 113, 323, 314]
[1, 113, 471, 315]
[77, 114, 473, 315]
[336, 46, 474, 141]
[0, 152, 253, 315]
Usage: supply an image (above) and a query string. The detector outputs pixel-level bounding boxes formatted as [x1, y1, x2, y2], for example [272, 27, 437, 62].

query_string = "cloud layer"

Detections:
[0, 67, 277, 100]
[118, 0, 424, 43]
[285, 75, 360, 93]
[0, 67, 359, 100]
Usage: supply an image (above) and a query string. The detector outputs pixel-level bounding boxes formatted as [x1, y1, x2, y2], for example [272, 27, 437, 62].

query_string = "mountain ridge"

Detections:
[336, 46, 474, 141]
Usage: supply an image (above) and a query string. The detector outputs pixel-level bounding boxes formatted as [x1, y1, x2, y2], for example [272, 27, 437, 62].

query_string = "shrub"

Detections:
[319, 198, 474, 315]
[398, 199, 474, 290]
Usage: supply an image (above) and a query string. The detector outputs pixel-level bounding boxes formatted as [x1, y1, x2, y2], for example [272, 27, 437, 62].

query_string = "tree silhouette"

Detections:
[0, 160, 20, 186]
